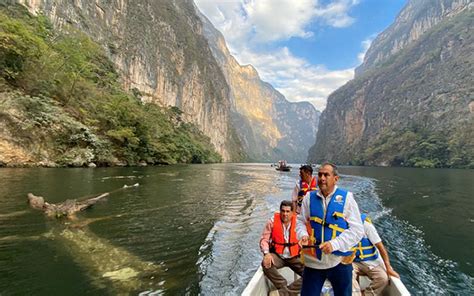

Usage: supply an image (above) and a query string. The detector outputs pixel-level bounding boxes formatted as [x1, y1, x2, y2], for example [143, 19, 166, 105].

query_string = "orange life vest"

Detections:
[271, 212, 300, 257]
[300, 176, 317, 196]
[296, 176, 317, 213]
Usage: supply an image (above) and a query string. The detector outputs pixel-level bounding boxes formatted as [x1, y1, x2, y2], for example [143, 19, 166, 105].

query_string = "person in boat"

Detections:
[291, 164, 317, 214]
[297, 162, 364, 296]
[260, 200, 304, 296]
[352, 214, 400, 296]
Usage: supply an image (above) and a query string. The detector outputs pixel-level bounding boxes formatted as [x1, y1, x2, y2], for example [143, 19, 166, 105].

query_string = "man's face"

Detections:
[300, 169, 311, 183]
[280, 205, 293, 223]
[317, 165, 339, 194]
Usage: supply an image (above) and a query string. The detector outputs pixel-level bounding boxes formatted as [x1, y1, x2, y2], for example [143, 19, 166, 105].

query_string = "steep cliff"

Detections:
[198, 11, 320, 162]
[16, 0, 239, 161]
[309, 0, 473, 168]
[0, 3, 222, 166]
[356, 0, 472, 75]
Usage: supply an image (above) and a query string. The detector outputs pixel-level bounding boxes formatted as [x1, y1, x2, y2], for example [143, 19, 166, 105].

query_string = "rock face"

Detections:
[198, 11, 320, 162]
[17, 0, 235, 160]
[16, 0, 320, 163]
[309, 0, 473, 168]
[356, 0, 472, 75]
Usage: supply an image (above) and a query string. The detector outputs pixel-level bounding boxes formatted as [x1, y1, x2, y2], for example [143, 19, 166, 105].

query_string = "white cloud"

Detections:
[238, 48, 354, 111]
[196, 0, 359, 44]
[313, 0, 360, 28]
[194, 0, 361, 110]
[195, 1, 251, 51]
[244, 0, 315, 42]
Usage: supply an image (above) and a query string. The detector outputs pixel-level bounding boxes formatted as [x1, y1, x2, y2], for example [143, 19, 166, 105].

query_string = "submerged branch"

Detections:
[27, 183, 139, 219]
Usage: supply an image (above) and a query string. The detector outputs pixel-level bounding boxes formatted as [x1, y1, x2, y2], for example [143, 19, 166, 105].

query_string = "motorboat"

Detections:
[275, 160, 291, 172]
[242, 266, 410, 295]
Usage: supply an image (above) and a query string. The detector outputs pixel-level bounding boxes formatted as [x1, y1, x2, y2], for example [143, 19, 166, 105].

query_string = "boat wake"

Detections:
[340, 175, 473, 294]
[198, 166, 294, 295]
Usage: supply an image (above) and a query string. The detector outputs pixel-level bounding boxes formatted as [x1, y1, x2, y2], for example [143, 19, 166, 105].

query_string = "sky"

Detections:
[194, 0, 407, 111]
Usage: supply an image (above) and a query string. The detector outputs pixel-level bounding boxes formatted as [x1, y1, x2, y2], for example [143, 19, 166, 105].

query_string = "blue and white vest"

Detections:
[353, 214, 379, 262]
[308, 188, 353, 258]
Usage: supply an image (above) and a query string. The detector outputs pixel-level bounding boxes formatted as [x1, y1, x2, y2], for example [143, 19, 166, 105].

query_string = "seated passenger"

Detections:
[352, 214, 400, 295]
[260, 200, 304, 296]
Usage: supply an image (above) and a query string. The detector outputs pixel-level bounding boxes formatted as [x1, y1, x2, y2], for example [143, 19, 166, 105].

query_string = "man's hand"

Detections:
[386, 265, 400, 278]
[320, 242, 333, 254]
[299, 236, 309, 247]
[263, 253, 274, 269]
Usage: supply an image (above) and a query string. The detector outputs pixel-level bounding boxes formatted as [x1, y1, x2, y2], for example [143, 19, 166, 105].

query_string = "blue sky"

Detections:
[195, 0, 407, 110]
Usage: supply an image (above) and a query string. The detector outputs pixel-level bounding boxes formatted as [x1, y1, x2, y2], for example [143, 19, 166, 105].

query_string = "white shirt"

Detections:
[291, 181, 303, 214]
[281, 221, 292, 258]
[360, 220, 384, 267]
[296, 186, 364, 269]
[291, 180, 301, 202]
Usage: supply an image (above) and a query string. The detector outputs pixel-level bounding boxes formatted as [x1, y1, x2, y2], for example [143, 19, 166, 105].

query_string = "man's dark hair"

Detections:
[299, 164, 313, 175]
[280, 200, 294, 211]
[321, 162, 339, 176]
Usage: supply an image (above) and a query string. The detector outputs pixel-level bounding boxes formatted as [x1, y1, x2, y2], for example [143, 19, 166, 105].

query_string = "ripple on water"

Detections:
[340, 176, 473, 294]
[198, 169, 282, 295]
[1, 165, 472, 294]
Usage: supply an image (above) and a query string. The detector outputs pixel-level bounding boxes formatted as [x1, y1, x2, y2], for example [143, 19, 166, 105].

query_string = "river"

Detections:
[0, 164, 472, 295]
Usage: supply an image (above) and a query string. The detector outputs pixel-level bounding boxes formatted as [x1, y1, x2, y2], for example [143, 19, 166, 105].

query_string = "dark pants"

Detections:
[301, 263, 353, 296]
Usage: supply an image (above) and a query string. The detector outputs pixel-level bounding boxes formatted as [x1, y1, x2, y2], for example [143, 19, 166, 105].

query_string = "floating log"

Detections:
[27, 183, 139, 219]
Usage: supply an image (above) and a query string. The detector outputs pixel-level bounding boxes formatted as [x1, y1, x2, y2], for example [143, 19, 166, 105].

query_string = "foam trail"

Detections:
[198, 166, 292, 295]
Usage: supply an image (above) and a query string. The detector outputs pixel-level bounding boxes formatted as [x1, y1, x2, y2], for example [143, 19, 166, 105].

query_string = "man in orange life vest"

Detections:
[260, 200, 304, 295]
[291, 165, 317, 214]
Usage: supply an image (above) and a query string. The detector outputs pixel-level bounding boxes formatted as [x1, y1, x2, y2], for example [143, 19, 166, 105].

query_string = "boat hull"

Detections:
[242, 266, 410, 296]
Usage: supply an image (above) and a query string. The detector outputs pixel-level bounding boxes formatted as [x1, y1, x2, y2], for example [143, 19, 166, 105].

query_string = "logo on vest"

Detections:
[334, 195, 344, 203]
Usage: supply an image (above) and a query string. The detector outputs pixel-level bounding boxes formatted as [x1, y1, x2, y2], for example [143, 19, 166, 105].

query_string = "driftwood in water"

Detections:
[23, 183, 170, 293]
[27, 183, 139, 219]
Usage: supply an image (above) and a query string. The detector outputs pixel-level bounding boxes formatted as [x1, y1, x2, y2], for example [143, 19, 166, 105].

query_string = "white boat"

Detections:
[242, 266, 410, 296]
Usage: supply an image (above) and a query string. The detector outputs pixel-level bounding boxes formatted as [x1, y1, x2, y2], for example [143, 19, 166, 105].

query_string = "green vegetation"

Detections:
[0, 4, 221, 166]
[355, 123, 474, 169]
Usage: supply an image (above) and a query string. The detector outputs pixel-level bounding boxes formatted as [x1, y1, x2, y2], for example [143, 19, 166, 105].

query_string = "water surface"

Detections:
[0, 164, 472, 295]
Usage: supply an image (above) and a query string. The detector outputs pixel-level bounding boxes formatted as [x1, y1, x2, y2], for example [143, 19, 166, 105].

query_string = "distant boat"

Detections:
[275, 160, 291, 172]
[242, 266, 410, 296]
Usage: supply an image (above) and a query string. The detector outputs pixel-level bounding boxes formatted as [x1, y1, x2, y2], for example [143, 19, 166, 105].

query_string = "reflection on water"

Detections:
[51, 226, 165, 295]
[0, 164, 472, 295]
